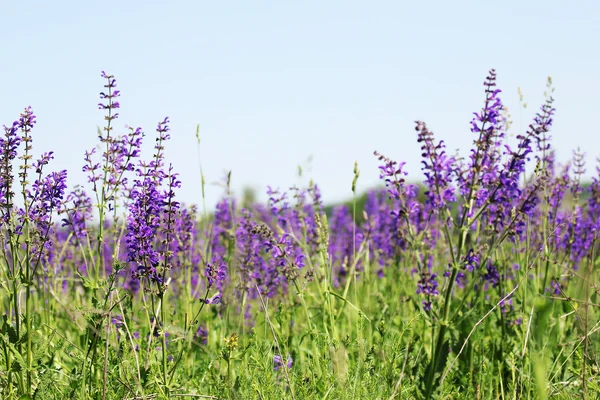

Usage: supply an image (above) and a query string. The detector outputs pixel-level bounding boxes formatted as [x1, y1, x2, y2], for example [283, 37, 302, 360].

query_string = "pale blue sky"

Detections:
[2, 1, 599, 207]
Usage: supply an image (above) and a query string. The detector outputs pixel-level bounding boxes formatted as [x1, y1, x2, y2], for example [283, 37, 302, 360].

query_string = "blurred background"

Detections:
[2, 0, 599, 208]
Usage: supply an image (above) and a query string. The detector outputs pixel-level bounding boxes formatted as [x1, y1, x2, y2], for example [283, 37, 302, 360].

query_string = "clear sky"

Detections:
[2, 1, 599, 208]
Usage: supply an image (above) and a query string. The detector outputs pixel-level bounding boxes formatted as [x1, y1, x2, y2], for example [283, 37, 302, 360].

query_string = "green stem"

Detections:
[424, 228, 467, 399]
[160, 292, 169, 395]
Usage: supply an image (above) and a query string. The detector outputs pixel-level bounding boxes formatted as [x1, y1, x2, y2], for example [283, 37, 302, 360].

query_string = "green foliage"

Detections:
[1, 243, 597, 399]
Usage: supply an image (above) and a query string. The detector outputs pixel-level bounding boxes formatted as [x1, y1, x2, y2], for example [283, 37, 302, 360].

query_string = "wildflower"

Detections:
[0, 120, 21, 221]
[482, 260, 500, 289]
[274, 354, 293, 371]
[374, 151, 408, 200]
[126, 176, 163, 283]
[416, 259, 439, 312]
[204, 293, 221, 305]
[195, 325, 208, 345]
[61, 186, 93, 241]
[549, 279, 562, 295]
[111, 315, 124, 329]
[125, 117, 180, 288]
[458, 69, 505, 210]
[416, 121, 456, 211]
[461, 249, 479, 272]
[223, 333, 238, 351]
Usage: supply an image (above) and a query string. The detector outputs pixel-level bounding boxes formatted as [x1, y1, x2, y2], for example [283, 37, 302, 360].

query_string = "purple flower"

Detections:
[461, 249, 479, 272]
[549, 279, 562, 295]
[123, 116, 180, 289]
[374, 151, 408, 200]
[416, 258, 439, 312]
[98, 71, 120, 122]
[482, 261, 500, 289]
[204, 293, 221, 305]
[274, 354, 293, 371]
[195, 325, 208, 345]
[111, 315, 124, 329]
[126, 177, 163, 283]
[415, 121, 456, 211]
[1, 116, 23, 222]
[457, 69, 505, 210]
[61, 186, 93, 241]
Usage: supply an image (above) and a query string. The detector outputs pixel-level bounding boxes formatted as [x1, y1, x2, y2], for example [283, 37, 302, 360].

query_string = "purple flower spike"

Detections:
[416, 121, 456, 212]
